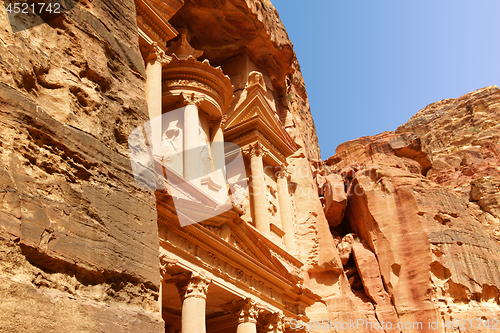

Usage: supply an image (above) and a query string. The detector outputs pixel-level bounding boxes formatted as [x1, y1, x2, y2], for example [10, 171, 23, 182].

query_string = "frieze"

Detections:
[162, 73, 224, 102]
[163, 79, 220, 101]
[160, 219, 285, 305]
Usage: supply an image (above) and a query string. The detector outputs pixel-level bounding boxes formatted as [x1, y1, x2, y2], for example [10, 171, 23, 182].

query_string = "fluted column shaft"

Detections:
[248, 143, 270, 236]
[276, 170, 297, 254]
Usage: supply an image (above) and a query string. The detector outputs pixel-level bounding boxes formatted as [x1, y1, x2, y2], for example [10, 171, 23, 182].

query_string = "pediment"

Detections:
[224, 80, 297, 156]
[217, 218, 303, 283]
[157, 197, 303, 284]
[226, 92, 277, 131]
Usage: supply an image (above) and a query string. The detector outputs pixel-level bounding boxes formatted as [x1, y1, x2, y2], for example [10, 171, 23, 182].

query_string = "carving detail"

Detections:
[261, 312, 285, 333]
[275, 166, 290, 180]
[179, 92, 205, 107]
[244, 141, 268, 159]
[220, 114, 229, 130]
[166, 29, 204, 60]
[176, 272, 211, 300]
[224, 298, 262, 324]
[246, 71, 266, 92]
[159, 254, 178, 281]
[143, 42, 171, 65]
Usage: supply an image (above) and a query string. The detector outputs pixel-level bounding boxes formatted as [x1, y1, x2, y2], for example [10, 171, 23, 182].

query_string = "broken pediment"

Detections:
[224, 72, 298, 160]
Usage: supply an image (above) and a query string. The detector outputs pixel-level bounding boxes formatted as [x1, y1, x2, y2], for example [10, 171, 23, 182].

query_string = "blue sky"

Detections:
[271, 0, 500, 159]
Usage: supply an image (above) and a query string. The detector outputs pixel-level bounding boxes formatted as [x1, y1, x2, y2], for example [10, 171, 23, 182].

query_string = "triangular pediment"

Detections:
[223, 218, 303, 282]
[224, 80, 297, 156]
[226, 92, 278, 131]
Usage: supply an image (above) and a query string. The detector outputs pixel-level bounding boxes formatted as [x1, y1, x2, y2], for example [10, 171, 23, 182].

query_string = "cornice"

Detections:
[229, 130, 288, 166]
[135, 0, 179, 48]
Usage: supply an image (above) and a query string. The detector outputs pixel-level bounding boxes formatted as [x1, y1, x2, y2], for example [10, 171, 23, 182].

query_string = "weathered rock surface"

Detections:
[0, 1, 162, 331]
[352, 238, 399, 333]
[322, 173, 347, 228]
[396, 86, 500, 246]
[316, 86, 500, 332]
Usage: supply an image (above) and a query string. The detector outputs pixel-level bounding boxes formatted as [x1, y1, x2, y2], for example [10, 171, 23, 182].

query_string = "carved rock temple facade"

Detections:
[4, 0, 498, 332]
[135, 0, 317, 332]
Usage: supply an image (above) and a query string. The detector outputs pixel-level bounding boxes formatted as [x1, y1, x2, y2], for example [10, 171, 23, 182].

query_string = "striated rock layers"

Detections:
[0, 0, 332, 332]
[0, 1, 163, 331]
[316, 86, 500, 332]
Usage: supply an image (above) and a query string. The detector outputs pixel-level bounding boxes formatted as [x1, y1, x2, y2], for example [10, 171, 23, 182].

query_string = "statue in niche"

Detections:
[246, 71, 266, 91]
[230, 183, 247, 209]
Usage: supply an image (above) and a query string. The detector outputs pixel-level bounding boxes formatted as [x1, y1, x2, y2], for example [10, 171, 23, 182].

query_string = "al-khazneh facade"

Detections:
[135, 0, 318, 332]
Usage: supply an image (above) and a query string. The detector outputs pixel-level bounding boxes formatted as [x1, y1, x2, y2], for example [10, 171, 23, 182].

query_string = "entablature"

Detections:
[156, 196, 318, 318]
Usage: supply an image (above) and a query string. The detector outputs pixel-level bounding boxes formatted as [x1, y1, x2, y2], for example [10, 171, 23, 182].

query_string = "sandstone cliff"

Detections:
[316, 86, 500, 332]
[0, 0, 327, 332]
[0, 1, 163, 331]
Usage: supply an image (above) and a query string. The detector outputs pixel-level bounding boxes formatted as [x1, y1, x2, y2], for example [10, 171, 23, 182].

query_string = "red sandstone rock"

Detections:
[323, 174, 347, 228]
[321, 87, 500, 332]
[352, 239, 399, 333]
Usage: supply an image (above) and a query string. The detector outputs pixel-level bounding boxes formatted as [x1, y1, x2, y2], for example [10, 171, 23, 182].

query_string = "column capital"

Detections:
[180, 92, 205, 107]
[223, 298, 262, 325]
[159, 254, 178, 281]
[175, 272, 211, 301]
[220, 114, 229, 130]
[143, 42, 171, 65]
[274, 165, 290, 180]
[260, 312, 285, 333]
[244, 142, 268, 159]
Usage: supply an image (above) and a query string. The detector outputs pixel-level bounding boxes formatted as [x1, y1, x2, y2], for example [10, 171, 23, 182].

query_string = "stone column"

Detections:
[209, 117, 226, 197]
[210, 117, 226, 178]
[276, 168, 297, 254]
[182, 96, 203, 185]
[247, 142, 270, 236]
[144, 42, 169, 157]
[176, 273, 211, 333]
[227, 298, 260, 333]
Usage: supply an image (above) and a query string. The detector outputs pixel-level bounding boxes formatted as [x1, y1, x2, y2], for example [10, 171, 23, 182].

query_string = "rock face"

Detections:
[0, 1, 162, 331]
[0, 0, 329, 332]
[318, 86, 500, 332]
[2, 0, 499, 331]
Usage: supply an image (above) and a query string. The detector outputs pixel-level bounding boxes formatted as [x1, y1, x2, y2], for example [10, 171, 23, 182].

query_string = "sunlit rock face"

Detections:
[0, 0, 328, 331]
[1, 0, 499, 331]
[319, 86, 500, 332]
[0, 0, 162, 331]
